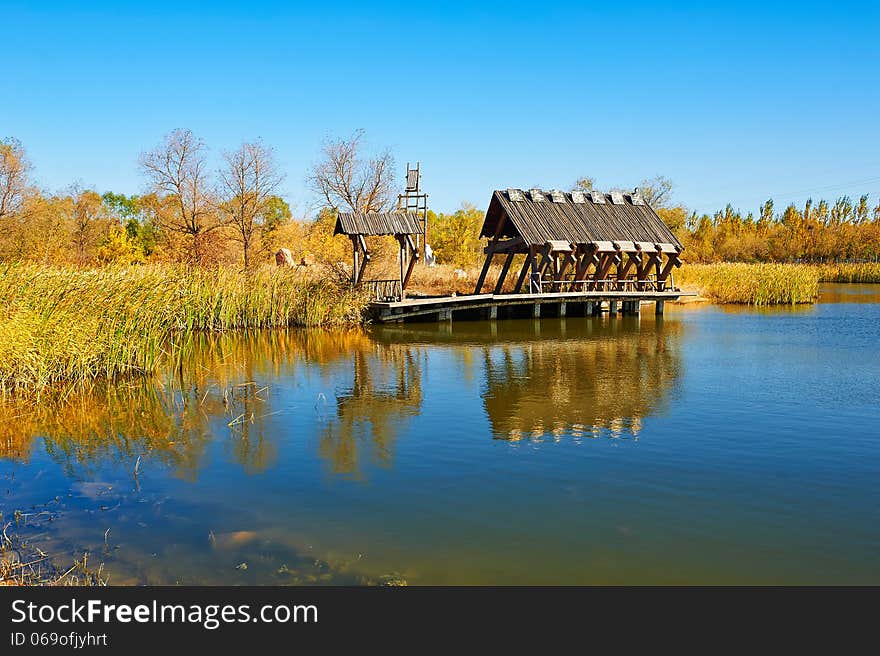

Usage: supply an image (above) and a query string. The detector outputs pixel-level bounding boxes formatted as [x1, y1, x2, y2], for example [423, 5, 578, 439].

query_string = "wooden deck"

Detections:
[370, 290, 693, 323]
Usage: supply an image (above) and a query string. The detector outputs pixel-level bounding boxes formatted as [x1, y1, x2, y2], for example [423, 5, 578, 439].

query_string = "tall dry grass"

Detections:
[814, 262, 880, 283]
[0, 264, 368, 394]
[677, 263, 819, 305]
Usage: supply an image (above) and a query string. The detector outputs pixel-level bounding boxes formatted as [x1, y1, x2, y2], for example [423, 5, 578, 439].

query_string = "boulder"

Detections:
[275, 248, 295, 267]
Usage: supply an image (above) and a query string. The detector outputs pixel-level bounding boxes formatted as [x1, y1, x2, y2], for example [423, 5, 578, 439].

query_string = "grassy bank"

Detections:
[0, 264, 367, 394]
[677, 263, 819, 305]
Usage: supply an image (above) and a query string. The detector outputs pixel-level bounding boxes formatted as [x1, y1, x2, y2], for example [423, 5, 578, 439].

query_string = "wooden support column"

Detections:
[655, 300, 665, 315]
[473, 251, 494, 295]
[656, 253, 683, 289]
[529, 245, 542, 294]
[532, 303, 541, 318]
[397, 236, 407, 301]
[513, 253, 532, 293]
[350, 236, 359, 285]
[493, 251, 515, 294]
[559, 302, 566, 317]
[402, 235, 419, 290]
[585, 301, 594, 315]
[488, 305, 498, 320]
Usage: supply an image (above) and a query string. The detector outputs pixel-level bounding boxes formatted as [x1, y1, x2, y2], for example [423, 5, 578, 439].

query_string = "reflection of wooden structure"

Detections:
[479, 319, 682, 440]
[334, 211, 422, 301]
[474, 188, 684, 296]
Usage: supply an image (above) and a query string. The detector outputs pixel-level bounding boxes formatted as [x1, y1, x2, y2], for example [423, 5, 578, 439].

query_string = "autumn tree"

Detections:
[308, 130, 395, 213]
[219, 141, 284, 268]
[0, 138, 31, 221]
[69, 188, 108, 264]
[139, 129, 221, 264]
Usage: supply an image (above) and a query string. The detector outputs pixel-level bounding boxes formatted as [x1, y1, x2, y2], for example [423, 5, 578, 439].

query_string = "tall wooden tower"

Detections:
[397, 162, 428, 248]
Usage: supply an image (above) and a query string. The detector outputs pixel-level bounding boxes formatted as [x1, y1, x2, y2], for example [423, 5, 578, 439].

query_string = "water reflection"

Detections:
[3, 317, 684, 479]
[320, 344, 423, 476]
[0, 330, 373, 477]
[371, 316, 683, 441]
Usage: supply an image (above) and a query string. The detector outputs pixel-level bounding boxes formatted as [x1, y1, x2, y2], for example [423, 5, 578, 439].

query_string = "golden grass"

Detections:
[0, 264, 368, 394]
[677, 263, 819, 305]
[814, 262, 880, 283]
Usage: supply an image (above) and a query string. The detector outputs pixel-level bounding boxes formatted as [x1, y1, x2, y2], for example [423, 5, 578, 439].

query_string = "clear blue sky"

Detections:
[3, 0, 879, 217]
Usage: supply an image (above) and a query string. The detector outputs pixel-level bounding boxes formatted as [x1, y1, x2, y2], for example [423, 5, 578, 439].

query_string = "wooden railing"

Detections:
[363, 279, 402, 302]
[533, 274, 675, 293]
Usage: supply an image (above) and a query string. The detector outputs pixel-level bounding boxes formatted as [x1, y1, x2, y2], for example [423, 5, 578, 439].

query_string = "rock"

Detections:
[275, 248, 295, 267]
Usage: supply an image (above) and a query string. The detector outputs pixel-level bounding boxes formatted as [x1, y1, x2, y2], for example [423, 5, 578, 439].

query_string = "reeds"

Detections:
[814, 262, 880, 283]
[0, 264, 368, 394]
[676, 263, 819, 305]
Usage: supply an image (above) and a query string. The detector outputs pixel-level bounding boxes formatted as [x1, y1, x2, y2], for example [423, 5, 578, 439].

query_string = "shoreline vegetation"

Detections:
[0, 264, 367, 395]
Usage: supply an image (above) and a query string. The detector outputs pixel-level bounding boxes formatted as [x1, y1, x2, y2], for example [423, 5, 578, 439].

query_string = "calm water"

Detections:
[2, 284, 879, 584]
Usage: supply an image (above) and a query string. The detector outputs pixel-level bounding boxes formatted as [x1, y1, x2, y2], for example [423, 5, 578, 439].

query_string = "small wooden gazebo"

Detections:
[334, 210, 422, 301]
[474, 188, 683, 295]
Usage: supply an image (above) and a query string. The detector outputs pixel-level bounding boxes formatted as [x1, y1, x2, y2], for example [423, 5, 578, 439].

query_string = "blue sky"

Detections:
[3, 1, 879, 216]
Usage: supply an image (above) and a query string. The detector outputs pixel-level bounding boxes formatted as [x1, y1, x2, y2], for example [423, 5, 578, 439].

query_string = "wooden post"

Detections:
[398, 236, 406, 301]
[488, 305, 498, 320]
[586, 301, 594, 315]
[529, 245, 541, 294]
[402, 235, 418, 290]
[655, 300, 665, 315]
[473, 251, 494, 294]
[493, 251, 515, 294]
[559, 302, 566, 317]
[533, 303, 541, 318]
[513, 253, 531, 293]
[350, 236, 359, 286]
[610, 301, 618, 314]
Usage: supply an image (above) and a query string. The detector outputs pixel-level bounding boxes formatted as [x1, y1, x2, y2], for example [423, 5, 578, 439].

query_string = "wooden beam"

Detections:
[513, 253, 531, 293]
[493, 251, 515, 294]
[656, 253, 683, 285]
[403, 241, 418, 290]
[529, 244, 541, 294]
[618, 252, 641, 280]
[350, 236, 359, 286]
[473, 251, 495, 295]
[398, 236, 406, 300]
[483, 237, 524, 254]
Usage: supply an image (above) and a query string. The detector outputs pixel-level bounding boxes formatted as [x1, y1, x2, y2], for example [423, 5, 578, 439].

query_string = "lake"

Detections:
[2, 283, 878, 584]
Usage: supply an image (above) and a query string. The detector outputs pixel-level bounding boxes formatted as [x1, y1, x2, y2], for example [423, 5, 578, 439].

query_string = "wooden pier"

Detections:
[370, 290, 690, 323]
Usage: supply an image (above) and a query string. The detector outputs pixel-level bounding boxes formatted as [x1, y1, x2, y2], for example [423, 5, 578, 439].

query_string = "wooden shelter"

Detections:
[334, 210, 422, 301]
[474, 188, 683, 295]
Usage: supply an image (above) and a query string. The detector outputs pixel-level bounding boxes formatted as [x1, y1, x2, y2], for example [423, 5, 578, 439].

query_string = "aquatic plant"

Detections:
[677, 263, 819, 305]
[0, 264, 368, 394]
[814, 262, 880, 283]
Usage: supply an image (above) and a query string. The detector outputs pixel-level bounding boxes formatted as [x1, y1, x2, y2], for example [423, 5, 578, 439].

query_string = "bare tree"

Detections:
[0, 138, 31, 220]
[308, 129, 395, 213]
[219, 140, 285, 269]
[139, 129, 219, 264]
[637, 175, 674, 208]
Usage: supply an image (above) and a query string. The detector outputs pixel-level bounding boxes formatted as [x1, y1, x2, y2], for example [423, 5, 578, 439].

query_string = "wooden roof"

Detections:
[480, 189, 683, 250]
[334, 210, 422, 236]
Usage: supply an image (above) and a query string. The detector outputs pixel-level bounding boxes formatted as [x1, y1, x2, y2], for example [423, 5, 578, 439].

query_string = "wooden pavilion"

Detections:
[473, 188, 683, 296]
[334, 210, 422, 301]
